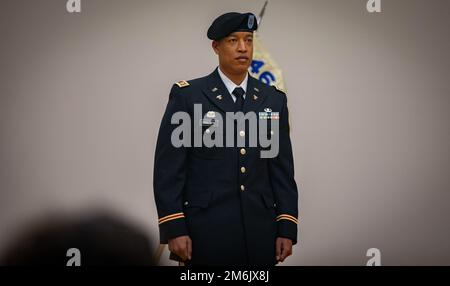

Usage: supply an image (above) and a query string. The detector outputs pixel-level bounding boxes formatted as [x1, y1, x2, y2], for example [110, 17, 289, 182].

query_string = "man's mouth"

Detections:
[236, 56, 249, 62]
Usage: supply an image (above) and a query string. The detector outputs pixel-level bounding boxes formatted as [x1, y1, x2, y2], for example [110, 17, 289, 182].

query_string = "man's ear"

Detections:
[212, 40, 220, 55]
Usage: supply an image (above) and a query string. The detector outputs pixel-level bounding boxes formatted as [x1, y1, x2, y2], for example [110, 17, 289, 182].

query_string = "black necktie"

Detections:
[232, 87, 245, 111]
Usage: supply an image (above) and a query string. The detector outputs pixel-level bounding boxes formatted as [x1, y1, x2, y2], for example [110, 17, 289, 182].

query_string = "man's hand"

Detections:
[168, 235, 192, 261]
[276, 237, 293, 263]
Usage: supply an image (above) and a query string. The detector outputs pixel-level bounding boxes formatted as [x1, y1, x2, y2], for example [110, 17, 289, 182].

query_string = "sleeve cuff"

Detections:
[276, 216, 298, 245]
[158, 213, 189, 244]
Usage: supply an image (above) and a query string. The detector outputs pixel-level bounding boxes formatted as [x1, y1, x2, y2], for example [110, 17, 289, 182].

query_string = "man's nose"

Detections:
[237, 39, 247, 52]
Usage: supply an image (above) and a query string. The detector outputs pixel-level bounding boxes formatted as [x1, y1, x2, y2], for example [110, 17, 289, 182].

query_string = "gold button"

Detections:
[240, 148, 246, 155]
[240, 167, 246, 173]
[205, 129, 211, 134]
[240, 185, 245, 191]
[239, 130, 245, 137]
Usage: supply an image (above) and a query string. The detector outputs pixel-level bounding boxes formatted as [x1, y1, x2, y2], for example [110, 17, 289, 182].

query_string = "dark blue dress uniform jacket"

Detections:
[154, 68, 299, 266]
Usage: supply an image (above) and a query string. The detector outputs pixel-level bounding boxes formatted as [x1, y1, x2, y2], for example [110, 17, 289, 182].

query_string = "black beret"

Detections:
[207, 12, 258, 40]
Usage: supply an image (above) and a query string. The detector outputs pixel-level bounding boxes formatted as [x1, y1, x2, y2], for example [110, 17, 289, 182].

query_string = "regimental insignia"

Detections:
[253, 94, 258, 101]
[253, 87, 259, 92]
[216, 95, 223, 100]
[248, 15, 255, 29]
[206, 111, 216, 118]
[175, 80, 190, 88]
[212, 87, 218, 92]
[264, 108, 272, 112]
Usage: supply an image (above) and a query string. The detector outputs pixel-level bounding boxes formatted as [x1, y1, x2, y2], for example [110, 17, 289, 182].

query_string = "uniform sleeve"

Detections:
[153, 84, 189, 244]
[269, 91, 299, 244]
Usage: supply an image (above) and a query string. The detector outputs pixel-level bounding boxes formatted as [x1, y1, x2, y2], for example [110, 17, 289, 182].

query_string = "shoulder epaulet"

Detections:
[175, 80, 190, 88]
[273, 85, 286, 94]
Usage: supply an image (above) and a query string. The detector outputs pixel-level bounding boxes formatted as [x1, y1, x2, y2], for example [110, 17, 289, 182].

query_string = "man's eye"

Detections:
[229, 39, 237, 43]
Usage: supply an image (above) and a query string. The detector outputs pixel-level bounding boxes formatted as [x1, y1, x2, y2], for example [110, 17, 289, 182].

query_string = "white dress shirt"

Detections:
[217, 66, 248, 102]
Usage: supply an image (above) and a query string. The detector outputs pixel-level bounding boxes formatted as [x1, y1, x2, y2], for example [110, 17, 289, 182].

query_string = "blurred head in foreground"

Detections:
[1, 211, 155, 266]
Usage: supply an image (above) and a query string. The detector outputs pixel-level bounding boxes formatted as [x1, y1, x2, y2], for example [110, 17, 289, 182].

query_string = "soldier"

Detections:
[154, 12, 298, 266]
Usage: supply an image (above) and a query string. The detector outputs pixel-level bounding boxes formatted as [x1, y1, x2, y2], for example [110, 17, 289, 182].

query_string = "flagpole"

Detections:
[257, 0, 269, 26]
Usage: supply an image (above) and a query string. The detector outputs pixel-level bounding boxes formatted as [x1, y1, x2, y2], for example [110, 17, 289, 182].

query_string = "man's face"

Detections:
[213, 31, 254, 75]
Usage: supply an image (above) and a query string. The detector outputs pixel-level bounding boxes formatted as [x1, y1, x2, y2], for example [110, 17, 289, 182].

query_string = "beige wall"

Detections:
[1, 0, 449, 265]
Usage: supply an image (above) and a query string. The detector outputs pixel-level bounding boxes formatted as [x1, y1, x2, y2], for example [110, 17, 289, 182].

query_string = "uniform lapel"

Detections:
[202, 68, 236, 113]
[243, 74, 267, 113]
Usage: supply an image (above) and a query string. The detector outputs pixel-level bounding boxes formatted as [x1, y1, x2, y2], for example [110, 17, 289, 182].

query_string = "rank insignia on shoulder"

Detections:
[273, 85, 286, 94]
[175, 80, 190, 88]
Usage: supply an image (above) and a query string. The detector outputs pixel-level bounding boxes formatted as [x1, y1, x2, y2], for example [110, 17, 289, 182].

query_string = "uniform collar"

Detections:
[202, 68, 267, 115]
[217, 66, 248, 97]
